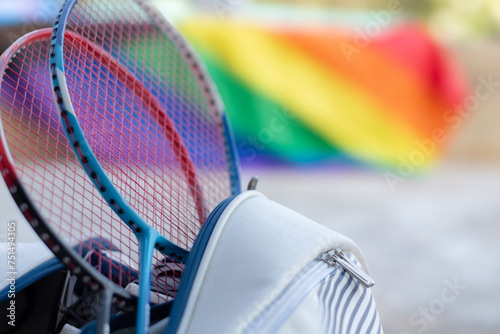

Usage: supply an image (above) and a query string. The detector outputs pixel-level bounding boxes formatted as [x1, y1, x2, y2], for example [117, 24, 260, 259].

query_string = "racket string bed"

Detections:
[0, 30, 178, 332]
[0, 35, 133, 276]
[62, 0, 234, 225]
[51, 1, 239, 324]
[0, 0, 240, 331]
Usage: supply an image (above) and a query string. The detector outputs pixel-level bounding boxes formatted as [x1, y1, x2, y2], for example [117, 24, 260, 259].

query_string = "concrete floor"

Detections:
[243, 164, 500, 334]
[1, 162, 500, 333]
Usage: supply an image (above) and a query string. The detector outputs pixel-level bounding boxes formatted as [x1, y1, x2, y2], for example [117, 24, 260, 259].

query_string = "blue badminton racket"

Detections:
[50, 0, 241, 332]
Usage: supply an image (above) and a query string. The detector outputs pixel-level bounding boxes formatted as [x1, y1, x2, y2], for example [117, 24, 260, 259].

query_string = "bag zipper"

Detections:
[0, 257, 63, 303]
[0, 237, 128, 303]
[244, 259, 336, 334]
[320, 249, 375, 288]
[245, 250, 374, 334]
[164, 193, 374, 334]
[164, 195, 237, 334]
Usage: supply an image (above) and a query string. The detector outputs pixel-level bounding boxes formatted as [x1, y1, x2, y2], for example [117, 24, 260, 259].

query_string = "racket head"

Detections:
[0, 29, 134, 309]
[51, 0, 241, 255]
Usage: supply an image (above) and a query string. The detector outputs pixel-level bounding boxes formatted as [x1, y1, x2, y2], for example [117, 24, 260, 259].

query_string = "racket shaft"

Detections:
[137, 231, 159, 333]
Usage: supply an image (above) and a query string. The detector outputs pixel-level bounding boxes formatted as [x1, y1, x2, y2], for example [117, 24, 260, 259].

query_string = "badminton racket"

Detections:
[0, 29, 139, 334]
[50, 0, 241, 332]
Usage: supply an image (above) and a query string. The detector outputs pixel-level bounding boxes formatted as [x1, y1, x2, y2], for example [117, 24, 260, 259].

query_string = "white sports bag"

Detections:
[163, 190, 383, 334]
[1, 190, 384, 333]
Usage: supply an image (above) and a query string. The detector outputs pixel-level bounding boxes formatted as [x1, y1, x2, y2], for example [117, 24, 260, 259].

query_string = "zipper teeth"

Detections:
[0, 258, 63, 302]
[245, 259, 336, 334]
[16, 258, 63, 290]
[165, 195, 236, 334]
[245, 251, 374, 334]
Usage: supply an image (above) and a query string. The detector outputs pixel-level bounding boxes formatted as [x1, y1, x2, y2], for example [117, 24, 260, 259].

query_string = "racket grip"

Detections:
[96, 289, 113, 334]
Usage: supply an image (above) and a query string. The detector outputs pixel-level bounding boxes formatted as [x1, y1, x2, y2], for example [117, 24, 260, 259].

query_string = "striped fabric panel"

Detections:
[319, 255, 383, 334]
[243, 253, 383, 334]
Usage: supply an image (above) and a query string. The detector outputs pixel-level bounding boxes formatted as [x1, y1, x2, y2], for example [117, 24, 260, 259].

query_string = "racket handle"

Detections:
[96, 289, 113, 334]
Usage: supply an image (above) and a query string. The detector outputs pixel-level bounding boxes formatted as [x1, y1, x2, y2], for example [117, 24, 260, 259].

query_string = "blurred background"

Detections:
[1, 0, 500, 333]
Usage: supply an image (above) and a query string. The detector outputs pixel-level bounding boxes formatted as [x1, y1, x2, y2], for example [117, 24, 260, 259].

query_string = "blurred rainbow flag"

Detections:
[179, 15, 468, 169]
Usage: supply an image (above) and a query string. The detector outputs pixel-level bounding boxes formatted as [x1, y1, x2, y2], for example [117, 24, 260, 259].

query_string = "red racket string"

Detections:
[0, 30, 182, 300]
[60, 31, 205, 229]
[60, 0, 234, 253]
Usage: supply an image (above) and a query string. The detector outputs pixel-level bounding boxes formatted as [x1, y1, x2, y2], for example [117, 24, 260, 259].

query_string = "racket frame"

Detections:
[51, 12, 182, 334]
[50, 0, 241, 332]
[0, 28, 136, 332]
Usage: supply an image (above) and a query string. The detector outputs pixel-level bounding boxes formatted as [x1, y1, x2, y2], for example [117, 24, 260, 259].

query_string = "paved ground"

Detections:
[242, 164, 500, 334]
[2, 162, 499, 333]
[1, 25, 500, 333]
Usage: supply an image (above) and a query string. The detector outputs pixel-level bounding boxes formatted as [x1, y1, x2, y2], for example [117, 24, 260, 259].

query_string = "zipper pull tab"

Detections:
[320, 249, 375, 288]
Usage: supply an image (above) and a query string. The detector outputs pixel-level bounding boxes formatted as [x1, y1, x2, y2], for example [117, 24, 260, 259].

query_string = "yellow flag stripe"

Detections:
[181, 19, 433, 166]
